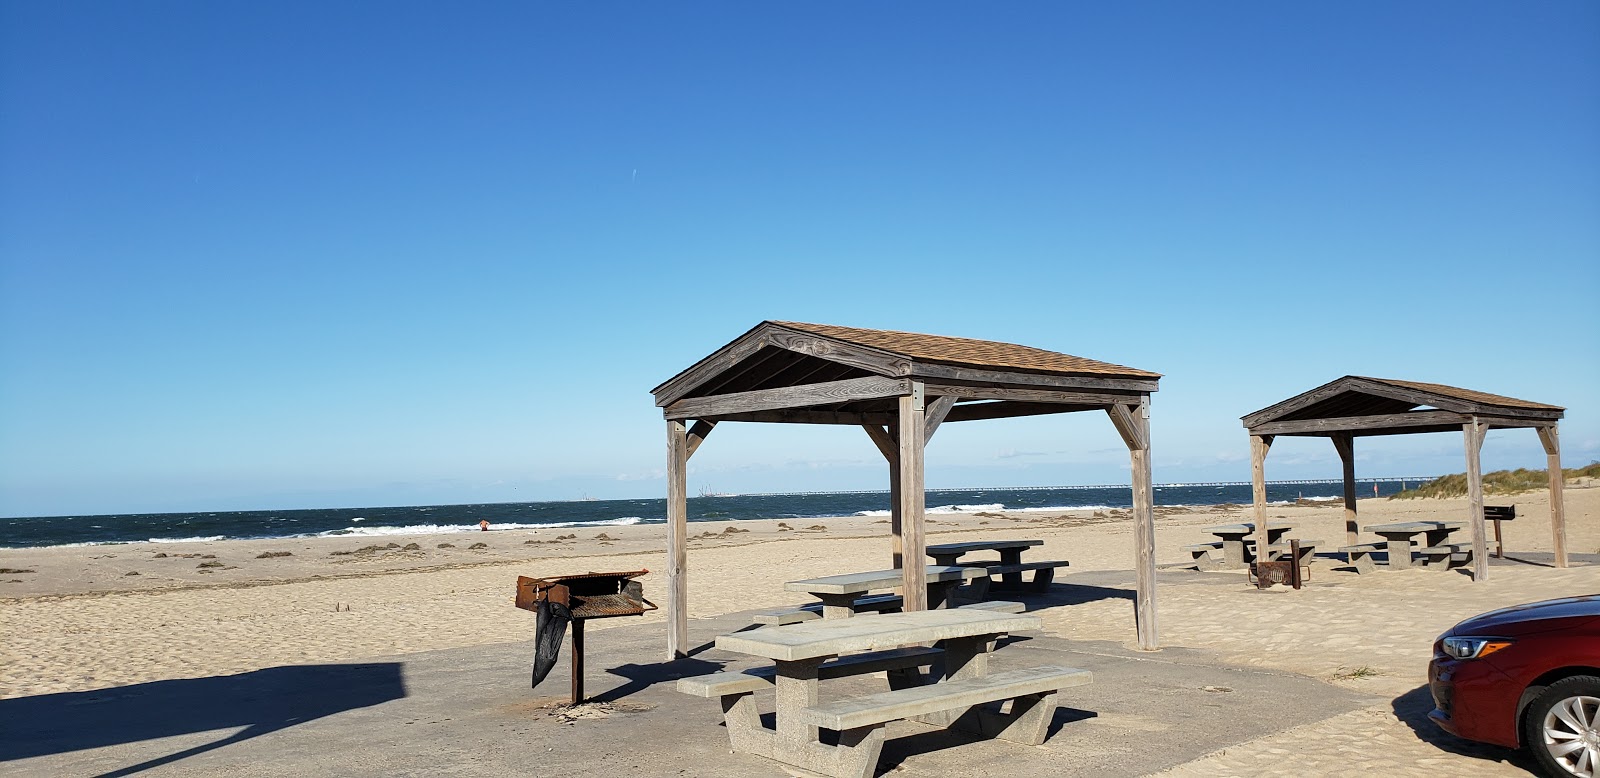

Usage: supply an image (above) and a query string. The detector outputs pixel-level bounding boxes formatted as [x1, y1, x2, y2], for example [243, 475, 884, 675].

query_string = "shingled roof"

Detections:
[771, 322, 1161, 379]
[1356, 377, 1564, 412]
[1242, 375, 1563, 436]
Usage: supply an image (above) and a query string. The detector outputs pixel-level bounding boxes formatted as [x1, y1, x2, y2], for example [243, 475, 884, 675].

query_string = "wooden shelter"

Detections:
[1241, 376, 1567, 580]
[651, 321, 1163, 657]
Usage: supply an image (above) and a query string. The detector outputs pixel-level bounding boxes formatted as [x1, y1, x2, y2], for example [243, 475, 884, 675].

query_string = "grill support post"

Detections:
[570, 619, 586, 705]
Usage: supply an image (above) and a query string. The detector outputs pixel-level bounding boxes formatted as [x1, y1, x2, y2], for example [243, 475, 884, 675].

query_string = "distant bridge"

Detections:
[727, 477, 1438, 498]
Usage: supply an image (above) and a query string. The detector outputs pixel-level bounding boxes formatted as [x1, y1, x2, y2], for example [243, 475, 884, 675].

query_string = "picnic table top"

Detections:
[925, 539, 1043, 555]
[1367, 520, 1465, 534]
[784, 565, 986, 595]
[716, 608, 1041, 661]
[1204, 521, 1295, 534]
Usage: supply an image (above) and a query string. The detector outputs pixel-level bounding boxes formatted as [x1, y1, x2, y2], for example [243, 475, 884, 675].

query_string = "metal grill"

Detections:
[514, 570, 654, 704]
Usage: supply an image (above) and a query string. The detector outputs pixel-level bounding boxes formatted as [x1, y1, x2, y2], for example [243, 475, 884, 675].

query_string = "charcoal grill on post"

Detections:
[514, 570, 654, 705]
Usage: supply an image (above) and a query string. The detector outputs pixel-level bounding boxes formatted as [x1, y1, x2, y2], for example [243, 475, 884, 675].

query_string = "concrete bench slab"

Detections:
[958, 600, 1025, 614]
[977, 560, 1069, 592]
[1339, 544, 1382, 574]
[796, 665, 1092, 745]
[753, 594, 903, 626]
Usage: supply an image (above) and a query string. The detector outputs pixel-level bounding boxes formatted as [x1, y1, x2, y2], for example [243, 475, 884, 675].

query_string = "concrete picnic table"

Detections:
[1202, 521, 1295, 568]
[785, 566, 988, 619]
[706, 608, 1082, 778]
[1365, 521, 1465, 570]
[925, 539, 1069, 592]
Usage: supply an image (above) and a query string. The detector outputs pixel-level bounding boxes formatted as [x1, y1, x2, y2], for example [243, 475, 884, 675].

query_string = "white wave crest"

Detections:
[854, 510, 892, 517]
[149, 535, 226, 544]
[316, 516, 649, 538]
[928, 503, 1005, 514]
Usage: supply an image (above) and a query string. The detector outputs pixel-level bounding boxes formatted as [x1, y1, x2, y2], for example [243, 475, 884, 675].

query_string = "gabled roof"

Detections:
[1242, 375, 1563, 436]
[769, 322, 1161, 380]
[652, 321, 1159, 419]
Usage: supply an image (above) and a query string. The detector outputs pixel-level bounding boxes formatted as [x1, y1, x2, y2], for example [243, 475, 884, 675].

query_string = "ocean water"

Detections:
[0, 480, 1420, 549]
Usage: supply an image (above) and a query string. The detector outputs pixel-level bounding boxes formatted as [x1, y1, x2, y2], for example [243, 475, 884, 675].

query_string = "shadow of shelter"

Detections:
[0, 662, 405, 775]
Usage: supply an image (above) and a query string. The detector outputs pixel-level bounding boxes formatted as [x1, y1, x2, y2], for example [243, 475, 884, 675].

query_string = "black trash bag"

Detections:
[532, 599, 571, 688]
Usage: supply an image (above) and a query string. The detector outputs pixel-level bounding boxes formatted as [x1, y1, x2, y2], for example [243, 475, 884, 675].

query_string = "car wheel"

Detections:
[1525, 675, 1600, 778]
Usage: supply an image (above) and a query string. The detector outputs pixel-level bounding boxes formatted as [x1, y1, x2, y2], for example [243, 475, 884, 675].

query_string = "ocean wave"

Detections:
[1015, 504, 1120, 513]
[149, 535, 227, 544]
[314, 516, 651, 538]
[928, 503, 1005, 514]
[854, 510, 892, 517]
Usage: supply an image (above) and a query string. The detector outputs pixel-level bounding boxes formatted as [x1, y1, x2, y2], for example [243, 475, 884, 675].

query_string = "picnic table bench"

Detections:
[925, 539, 1068, 592]
[1187, 522, 1295, 570]
[679, 608, 1091, 778]
[1344, 521, 1468, 572]
[779, 566, 989, 621]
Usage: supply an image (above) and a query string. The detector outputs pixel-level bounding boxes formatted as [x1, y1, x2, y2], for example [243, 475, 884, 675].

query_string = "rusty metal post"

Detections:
[570, 619, 585, 705]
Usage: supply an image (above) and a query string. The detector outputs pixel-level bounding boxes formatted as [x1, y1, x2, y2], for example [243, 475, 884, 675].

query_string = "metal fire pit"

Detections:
[514, 570, 654, 704]
[1249, 540, 1303, 590]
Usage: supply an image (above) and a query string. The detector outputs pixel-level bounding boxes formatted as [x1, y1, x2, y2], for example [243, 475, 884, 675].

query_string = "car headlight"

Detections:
[1439, 636, 1514, 660]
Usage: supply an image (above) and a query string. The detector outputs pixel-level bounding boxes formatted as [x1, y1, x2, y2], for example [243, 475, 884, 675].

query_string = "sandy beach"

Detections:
[3, 485, 1596, 775]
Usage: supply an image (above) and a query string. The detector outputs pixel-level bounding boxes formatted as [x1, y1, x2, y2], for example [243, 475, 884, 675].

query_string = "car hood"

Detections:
[1447, 594, 1600, 637]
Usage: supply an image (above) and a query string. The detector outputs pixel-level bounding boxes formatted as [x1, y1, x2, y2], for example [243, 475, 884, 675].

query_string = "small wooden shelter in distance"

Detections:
[1241, 376, 1567, 580]
[651, 321, 1163, 657]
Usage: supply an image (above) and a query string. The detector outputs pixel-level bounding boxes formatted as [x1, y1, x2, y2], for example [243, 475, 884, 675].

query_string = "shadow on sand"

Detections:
[0, 662, 405, 776]
[1389, 685, 1534, 772]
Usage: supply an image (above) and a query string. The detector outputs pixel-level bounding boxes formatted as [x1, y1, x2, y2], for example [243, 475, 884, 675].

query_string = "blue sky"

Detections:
[2, 2, 1596, 517]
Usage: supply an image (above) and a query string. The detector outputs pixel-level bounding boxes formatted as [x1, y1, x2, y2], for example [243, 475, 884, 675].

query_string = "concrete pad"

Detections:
[1, 606, 1381, 777]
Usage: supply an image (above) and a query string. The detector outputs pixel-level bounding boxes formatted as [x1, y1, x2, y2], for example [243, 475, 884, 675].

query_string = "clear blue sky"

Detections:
[2, 2, 1596, 517]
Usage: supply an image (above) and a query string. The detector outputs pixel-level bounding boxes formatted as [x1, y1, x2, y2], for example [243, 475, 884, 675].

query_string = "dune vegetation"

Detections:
[1390, 463, 1600, 500]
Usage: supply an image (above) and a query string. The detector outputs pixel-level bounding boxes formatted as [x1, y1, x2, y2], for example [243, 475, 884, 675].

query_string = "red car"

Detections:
[1430, 595, 1600, 777]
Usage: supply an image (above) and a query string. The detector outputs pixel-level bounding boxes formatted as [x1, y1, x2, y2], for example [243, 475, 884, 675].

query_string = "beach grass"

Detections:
[1390, 462, 1600, 500]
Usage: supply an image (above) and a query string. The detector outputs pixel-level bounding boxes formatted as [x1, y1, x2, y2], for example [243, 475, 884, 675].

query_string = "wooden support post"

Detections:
[1537, 425, 1567, 568]
[898, 383, 927, 610]
[861, 425, 902, 568]
[1107, 400, 1157, 650]
[1130, 399, 1157, 650]
[666, 419, 689, 658]
[1249, 435, 1274, 565]
[1331, 433, 1358, 546]
[1464, 418, 1489, 582]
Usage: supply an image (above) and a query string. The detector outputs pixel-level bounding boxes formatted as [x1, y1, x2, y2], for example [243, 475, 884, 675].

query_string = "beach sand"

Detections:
[3, 485, 1596, 775]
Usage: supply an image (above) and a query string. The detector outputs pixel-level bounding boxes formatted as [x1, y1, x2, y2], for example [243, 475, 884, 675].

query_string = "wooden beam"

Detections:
[1464, 417, 1489, 582]
[685, 420, 716, 460]
[1249, 410, 1470, 437]
[1241, 377, 1362, 429]
[664, 376, 910, 420]
[909, 362, 1159, 393]
[923, 395, 958, 443]
[1537, 425, 1567, 568]
[1105, 403, 1147, 451]
[922, 383, 1148, 406]
[763, 325, 914, 376]
[898, 383, 927, 609]
[708, 409, 895, 425]
[1128, 397, 1158, 650]
[944, 400, 1096, 423]
[653, 325, 774, 407]
[1331, 433, 1357, 546]
[666, 420, 689, 659]
[861, 424, 896, 462]
[889, 425, 902, 569]
[1250, 434, 1273, 564]
[1480, 416, 1564, 429]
